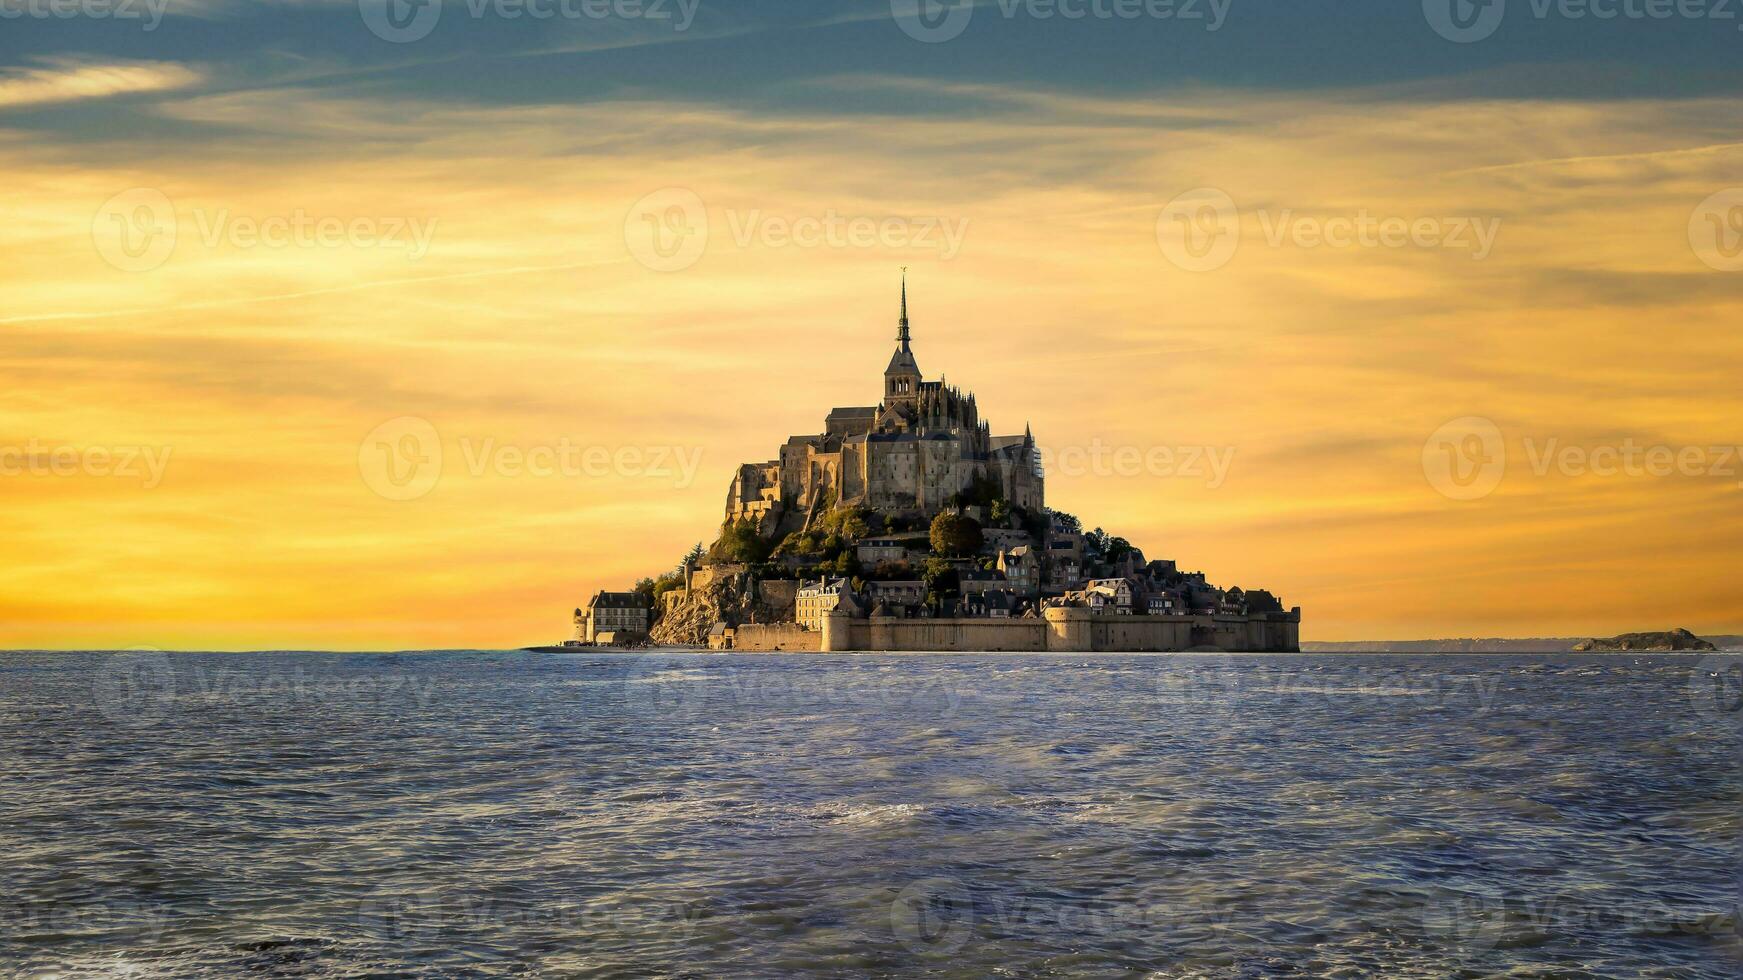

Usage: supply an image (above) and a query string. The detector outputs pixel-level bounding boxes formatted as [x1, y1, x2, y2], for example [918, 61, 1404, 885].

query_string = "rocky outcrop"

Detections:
[1573, 628, 1717, 652]
[649, 571, 782, 647]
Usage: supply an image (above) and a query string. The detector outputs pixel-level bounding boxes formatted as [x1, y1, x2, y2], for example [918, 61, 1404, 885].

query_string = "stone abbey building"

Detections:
[621, 279, 1300, 654]
[725, 279, 1044, 534]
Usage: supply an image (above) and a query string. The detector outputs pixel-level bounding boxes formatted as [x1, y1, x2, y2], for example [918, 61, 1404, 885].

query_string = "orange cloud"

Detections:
[2, 81, 1740, 648]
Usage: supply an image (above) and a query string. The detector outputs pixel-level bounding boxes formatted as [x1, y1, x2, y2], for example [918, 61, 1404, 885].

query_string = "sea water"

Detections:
[1, 650, 1738, 977]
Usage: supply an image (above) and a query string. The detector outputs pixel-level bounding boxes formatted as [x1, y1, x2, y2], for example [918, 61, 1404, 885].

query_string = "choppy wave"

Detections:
[0, 650, 1738, 977]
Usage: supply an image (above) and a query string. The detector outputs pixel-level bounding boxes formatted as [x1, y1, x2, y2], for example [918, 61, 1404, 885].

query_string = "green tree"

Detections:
[922, 555, 959, 598]
[1051, 510, 1082, 534]
[709, 519, 769, 564]
[839, 509, 870, 541]
[930, 511, 984, 557]
[989, 498, 1011, 527]
[785, 532, 820, 556]
[650, 571, 684, 602]
[1087, 527, 1110, 554]
[814, 504, 860, 539]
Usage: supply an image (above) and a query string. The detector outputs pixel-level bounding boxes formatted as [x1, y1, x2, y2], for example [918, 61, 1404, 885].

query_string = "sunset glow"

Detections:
[4, 2, 1741, 649]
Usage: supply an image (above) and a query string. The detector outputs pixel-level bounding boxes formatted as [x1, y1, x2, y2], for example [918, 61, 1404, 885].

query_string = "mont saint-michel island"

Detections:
[569, 282, 1300, 654]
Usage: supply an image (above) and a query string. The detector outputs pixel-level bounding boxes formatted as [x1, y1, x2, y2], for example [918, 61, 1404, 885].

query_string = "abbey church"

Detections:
[725, 279, 1044, 535]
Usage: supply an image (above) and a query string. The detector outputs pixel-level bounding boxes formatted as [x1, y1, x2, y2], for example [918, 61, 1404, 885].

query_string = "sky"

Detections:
[2, 0, 1741, 649]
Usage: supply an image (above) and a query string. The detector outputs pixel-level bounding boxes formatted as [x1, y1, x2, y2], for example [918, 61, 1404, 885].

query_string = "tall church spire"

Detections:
[897, 268, 911, 352]
[883, 268, 922, 408]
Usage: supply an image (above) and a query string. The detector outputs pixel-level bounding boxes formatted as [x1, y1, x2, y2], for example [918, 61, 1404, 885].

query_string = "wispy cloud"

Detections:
[0, 59, 203, 110]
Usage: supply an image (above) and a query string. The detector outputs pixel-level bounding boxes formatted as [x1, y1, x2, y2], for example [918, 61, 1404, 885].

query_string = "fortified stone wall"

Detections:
[689, 563, 748, 591]
[827, 617, 1046, 653]
[812, 608, 1299, 653]
[733, 623, 821, 652]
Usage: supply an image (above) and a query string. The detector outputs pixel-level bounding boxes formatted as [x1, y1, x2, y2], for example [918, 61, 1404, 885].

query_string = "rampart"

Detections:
[732, 623, 822, 652]
[806, 607, 1299, 653]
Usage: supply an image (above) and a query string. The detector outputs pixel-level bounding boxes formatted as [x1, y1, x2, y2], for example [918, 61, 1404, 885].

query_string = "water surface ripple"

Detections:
[1, 651, 1738, 977]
